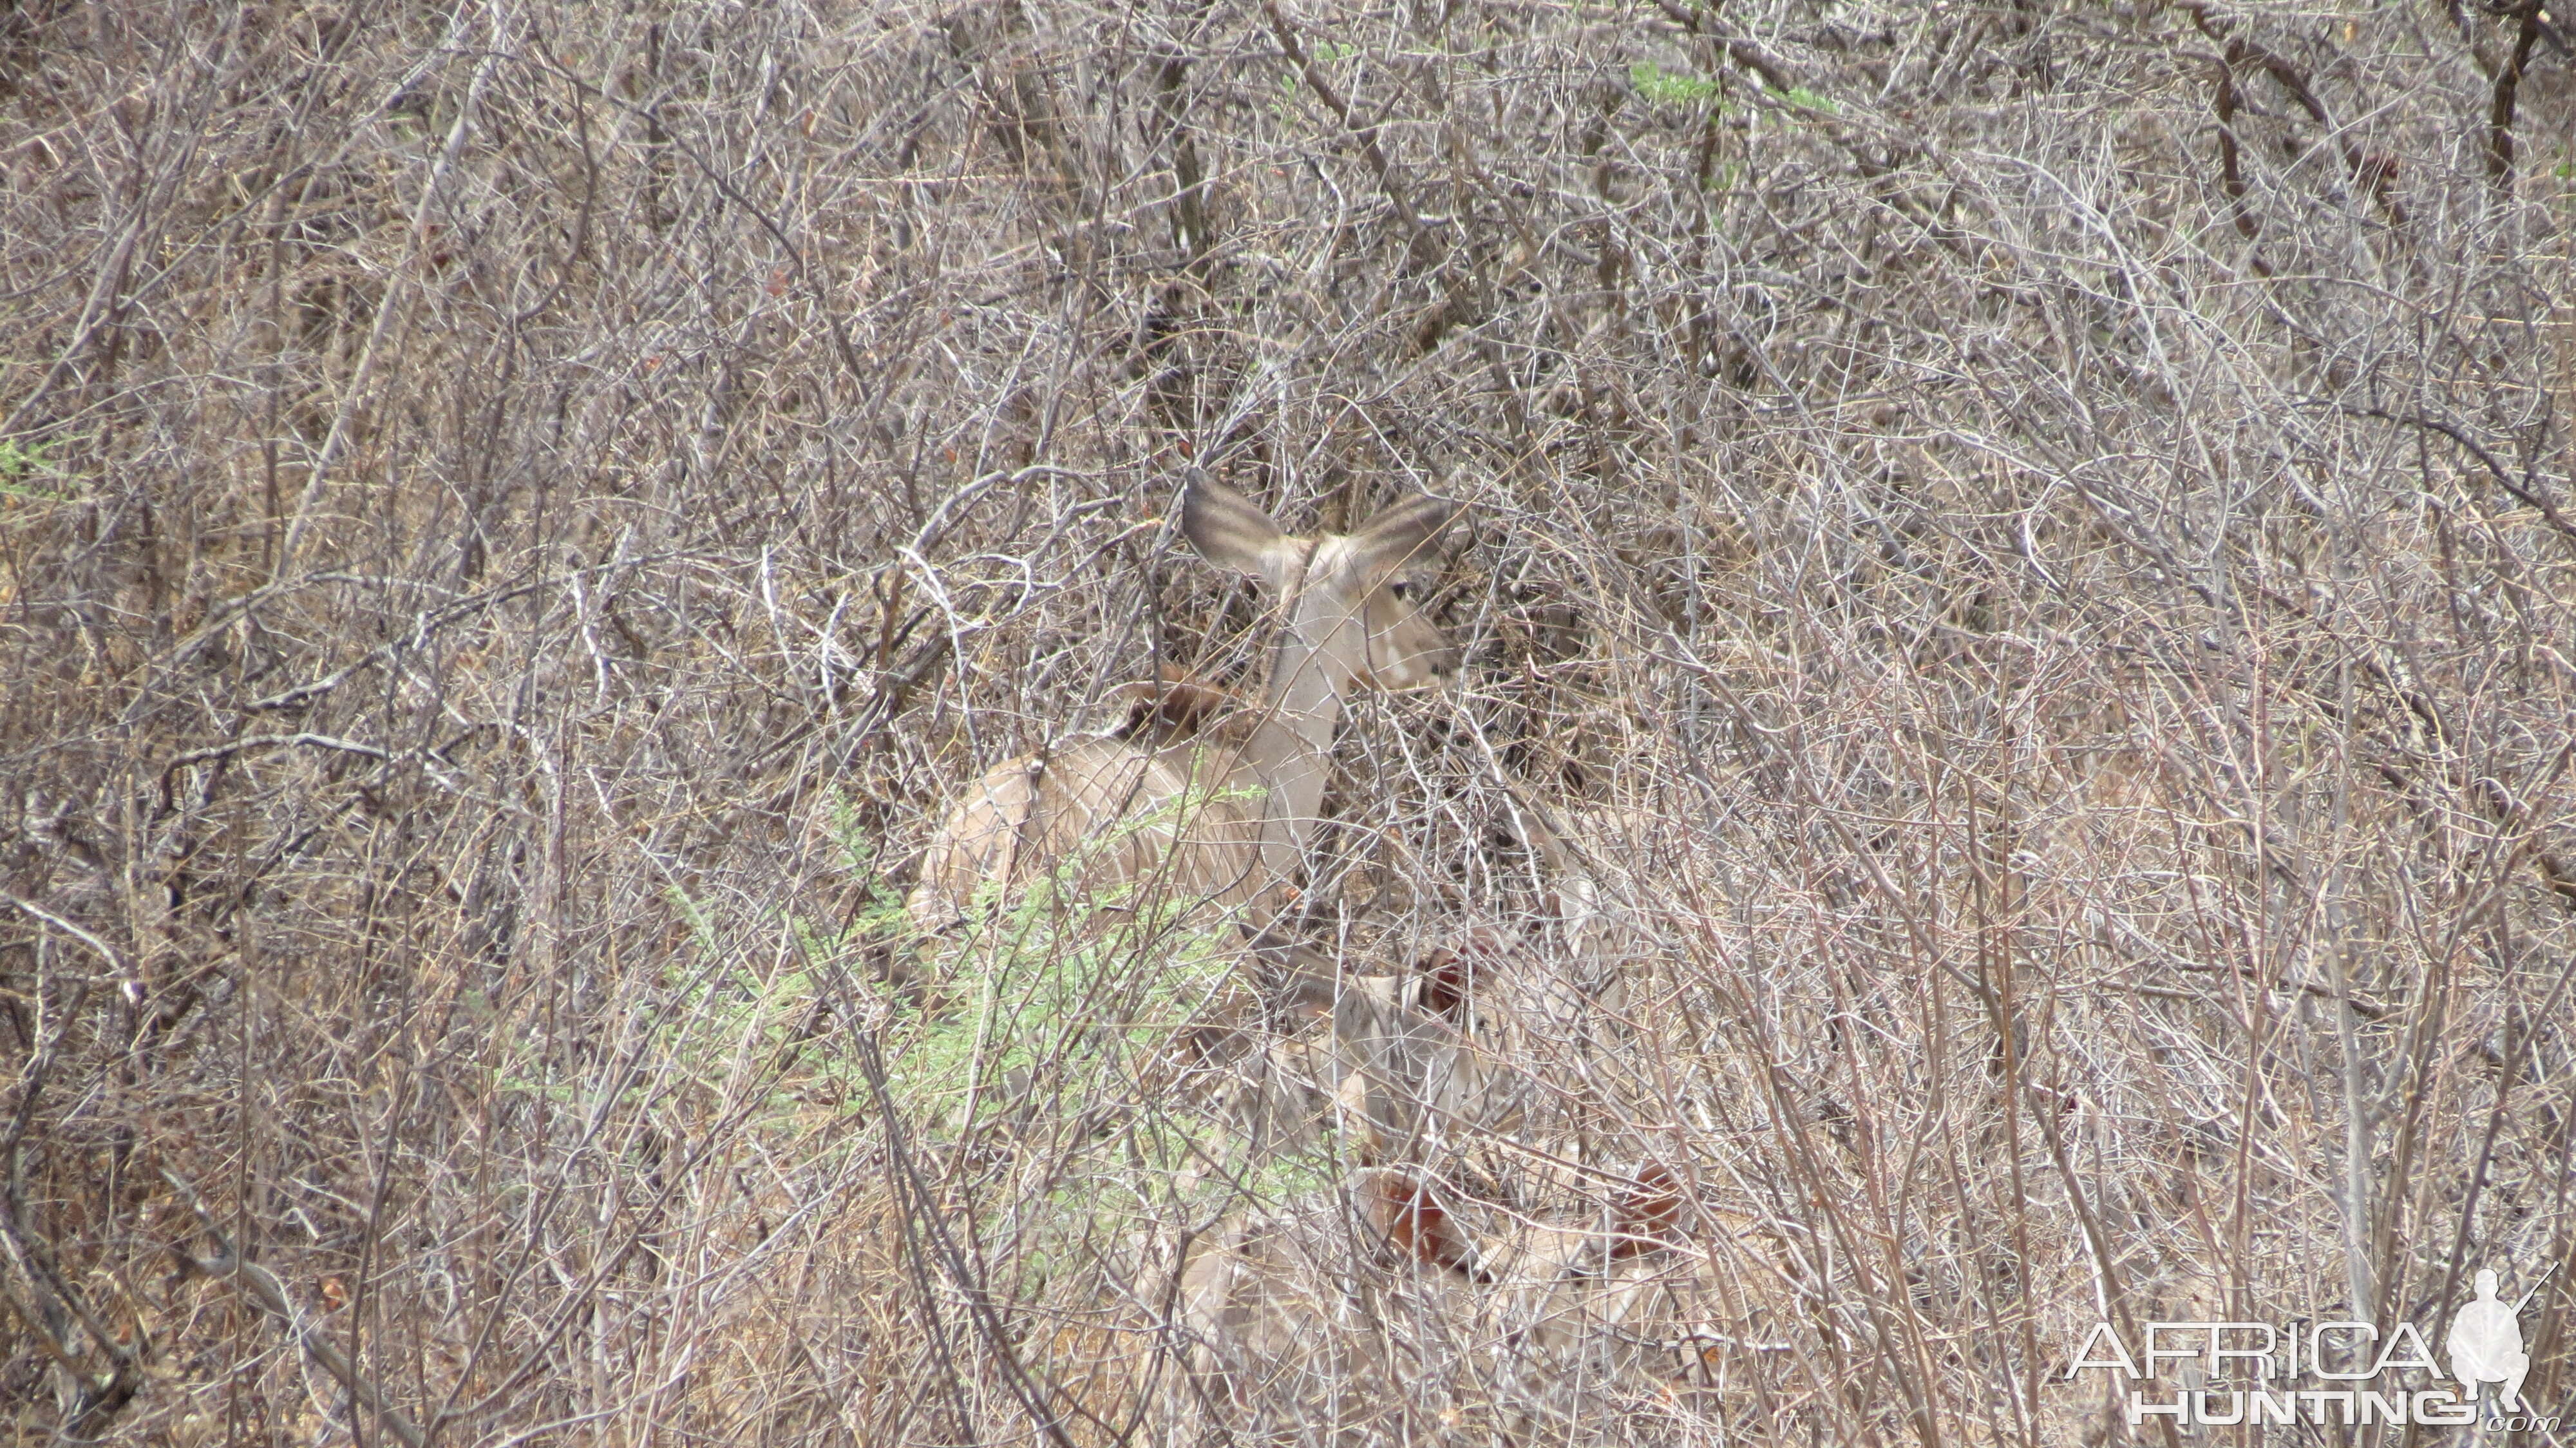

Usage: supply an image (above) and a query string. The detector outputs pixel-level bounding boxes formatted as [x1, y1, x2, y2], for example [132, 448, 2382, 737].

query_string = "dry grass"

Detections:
[4, 0, 2575, 1443]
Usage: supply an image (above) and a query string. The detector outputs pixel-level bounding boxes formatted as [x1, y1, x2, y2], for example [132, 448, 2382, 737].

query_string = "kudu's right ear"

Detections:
[1416, 928, 1515, 1022]
[1179, 472, 1288, 577]
[1357, 1168, 1482, 1277]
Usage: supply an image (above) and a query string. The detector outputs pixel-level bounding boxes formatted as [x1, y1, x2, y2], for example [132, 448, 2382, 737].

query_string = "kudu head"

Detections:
[1179, 473, 1466, 694]
[1357, 1161, 1689, 1294]
[1359, 1165, 1736, 1416]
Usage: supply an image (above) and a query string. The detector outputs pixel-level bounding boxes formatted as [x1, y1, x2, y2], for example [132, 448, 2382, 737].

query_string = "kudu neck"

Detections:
[1244, 585, 1352, 852]
[1256, 625, 1345, 748]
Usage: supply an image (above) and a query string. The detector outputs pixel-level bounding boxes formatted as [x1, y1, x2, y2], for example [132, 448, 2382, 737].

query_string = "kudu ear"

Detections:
[1348, 492, 1465, 577]
[1610, 1163, 1687, 1261]
[1110, 665, 1240, 742]
[1416, 946, 1472, 1023]
[1415, 928, 1513, 1023]
[1179, 472, 1288, 577]
[1357, 1168, 1481, 1277]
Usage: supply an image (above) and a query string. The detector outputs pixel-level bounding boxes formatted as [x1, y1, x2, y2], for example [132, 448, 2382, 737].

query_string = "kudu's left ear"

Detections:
[1245, 924, 1340, 1020]
[1415, 927, 1518, 1022]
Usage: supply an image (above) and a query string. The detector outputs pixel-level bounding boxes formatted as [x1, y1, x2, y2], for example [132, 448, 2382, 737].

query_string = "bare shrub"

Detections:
[3, 1, 2571, 1443]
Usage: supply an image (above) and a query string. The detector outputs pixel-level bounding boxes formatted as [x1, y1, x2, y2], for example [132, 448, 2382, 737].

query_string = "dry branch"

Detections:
[162, 1172, 427, 1448]
[0, 1, 2570, 1442]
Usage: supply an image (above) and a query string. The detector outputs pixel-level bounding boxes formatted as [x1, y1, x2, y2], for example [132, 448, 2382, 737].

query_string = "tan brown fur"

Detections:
[910, 729, 1283, 926]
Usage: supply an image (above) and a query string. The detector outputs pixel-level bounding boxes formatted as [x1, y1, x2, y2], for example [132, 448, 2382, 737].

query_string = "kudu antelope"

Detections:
[1174, 1163, 1794, 1439]
[1213, 929, 1518, 1167]
[1238, 808, 1656, 1161]
[907, 473, 1465, 939]
[1524, 802, 1662, 954]
[1294, 926, 1607, 1168]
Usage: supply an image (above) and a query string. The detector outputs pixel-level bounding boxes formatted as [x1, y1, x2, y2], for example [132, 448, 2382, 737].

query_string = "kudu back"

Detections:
[907, 474, 1464, 938]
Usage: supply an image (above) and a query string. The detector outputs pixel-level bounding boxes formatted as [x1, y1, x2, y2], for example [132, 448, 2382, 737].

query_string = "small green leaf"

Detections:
[1631, 62, 1722, 104]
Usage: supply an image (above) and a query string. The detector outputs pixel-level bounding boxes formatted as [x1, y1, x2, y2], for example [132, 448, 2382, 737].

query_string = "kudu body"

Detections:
[907, 475, 1464, 937]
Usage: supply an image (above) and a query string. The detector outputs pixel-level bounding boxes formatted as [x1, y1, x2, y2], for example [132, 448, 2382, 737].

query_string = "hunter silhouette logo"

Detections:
[2447, 1269, 2535, 1425]
[2065, 1264, 2559, 1433]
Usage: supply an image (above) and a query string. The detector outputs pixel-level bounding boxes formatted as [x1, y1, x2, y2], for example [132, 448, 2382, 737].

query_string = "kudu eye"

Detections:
[1387, 580, 1413, 602]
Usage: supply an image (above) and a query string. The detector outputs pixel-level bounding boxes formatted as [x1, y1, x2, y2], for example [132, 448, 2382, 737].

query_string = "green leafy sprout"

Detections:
[0, 437, 74, 500]
[1631, 62, 1721, 105]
